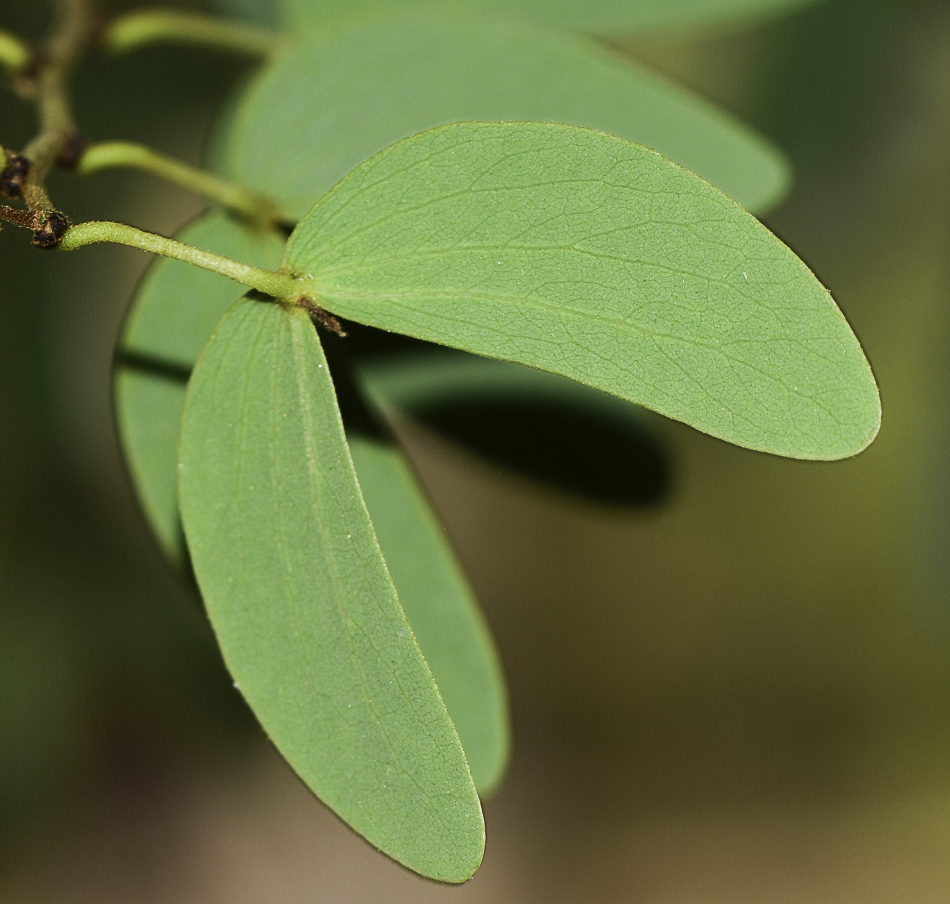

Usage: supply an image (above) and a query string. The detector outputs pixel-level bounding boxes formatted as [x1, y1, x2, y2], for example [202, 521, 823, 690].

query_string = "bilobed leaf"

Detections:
[285, 122, 881, 460]
[217, 15, 788, 216]
[115, 211, 510, 793]
[275, 0, 819, 35]
[178, 297, 484, 881]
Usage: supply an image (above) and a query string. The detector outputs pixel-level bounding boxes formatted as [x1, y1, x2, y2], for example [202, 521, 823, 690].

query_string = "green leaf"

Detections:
[115, 212, 510, 792]
[217, 15, 788, 217]
[114, 371, 188, 564]
[274, 0, 820, 35]
[285, 121, 881, 460]
[178, 297, 484, 881]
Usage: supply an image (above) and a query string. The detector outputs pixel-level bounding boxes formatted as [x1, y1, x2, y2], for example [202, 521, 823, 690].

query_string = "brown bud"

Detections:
[1, 154, 31, 199]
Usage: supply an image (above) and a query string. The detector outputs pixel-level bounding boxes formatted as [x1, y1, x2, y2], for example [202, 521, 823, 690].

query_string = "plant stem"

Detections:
[0, 30, 32, 72]
[104, 10, 286, 58]
[58, 220, 312, 301]
[0, 204, 39, 229]
[19, 0, 94, 215]
[78, 141, 286, 226]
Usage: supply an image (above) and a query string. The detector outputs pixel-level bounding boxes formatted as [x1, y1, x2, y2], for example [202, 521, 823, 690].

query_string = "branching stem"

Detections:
[3, 0, 293, 275]
[59, 220, 315, 303]
[78, 141, 286, 226]
[104, 9, 286, 58]
[18, 0, 94, 215]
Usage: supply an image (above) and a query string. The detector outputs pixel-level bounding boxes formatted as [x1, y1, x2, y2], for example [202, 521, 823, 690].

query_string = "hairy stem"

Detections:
[78, 141, 286, 226]
[104, 9, 286, 58]
[0, 204, 39, 229]
[59, 220, 314, 302]
[0, 30, 32, 72]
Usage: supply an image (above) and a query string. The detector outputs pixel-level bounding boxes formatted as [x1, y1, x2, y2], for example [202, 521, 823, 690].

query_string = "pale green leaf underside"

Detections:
[116, 212, 509, 792]
[276, 0, 820, 35]
[179, 298, 484, 881]
[218, 15, 788, 217]
[286, 122, 881, 460]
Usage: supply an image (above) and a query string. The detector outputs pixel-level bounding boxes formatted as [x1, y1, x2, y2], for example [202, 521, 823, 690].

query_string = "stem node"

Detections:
[33, 211, 71, 248]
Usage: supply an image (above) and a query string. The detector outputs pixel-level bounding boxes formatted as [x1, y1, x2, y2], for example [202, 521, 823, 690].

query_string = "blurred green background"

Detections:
[2, 0, 950, 900]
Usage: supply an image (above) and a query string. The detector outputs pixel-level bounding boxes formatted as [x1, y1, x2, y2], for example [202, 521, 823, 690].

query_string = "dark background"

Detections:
[1, 0, 950, 899]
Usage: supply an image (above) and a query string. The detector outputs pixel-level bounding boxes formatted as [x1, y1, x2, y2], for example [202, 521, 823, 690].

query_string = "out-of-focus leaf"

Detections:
[210, 0, 278, 28]
[217, 15, 789, 216]
[275, 0, 820, 36]
[113, 372, 188, 563]
[359, 351, 671, 506]
[179, 297, 484, 881]
[285, 121, 881, 460]
[115, 212, 509, 791]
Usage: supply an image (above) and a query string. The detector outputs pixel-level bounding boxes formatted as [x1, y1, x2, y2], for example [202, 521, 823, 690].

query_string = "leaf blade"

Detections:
[285, 121, 881, 460]
[319, 338, 511, 792]
[178, 297, 484, 881]
[114, 370, 188, 563]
